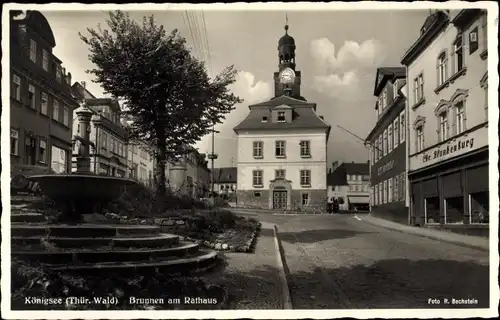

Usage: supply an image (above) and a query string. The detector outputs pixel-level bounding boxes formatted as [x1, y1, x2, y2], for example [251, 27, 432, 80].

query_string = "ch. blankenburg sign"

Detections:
[422, 138, 474, 163]
[410, 124, 488, 171]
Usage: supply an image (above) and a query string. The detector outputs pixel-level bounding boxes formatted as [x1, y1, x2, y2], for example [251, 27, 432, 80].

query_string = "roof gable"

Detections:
[25, 11, 56, 48]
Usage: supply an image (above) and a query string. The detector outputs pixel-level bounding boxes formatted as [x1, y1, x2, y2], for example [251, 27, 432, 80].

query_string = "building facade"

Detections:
[327, 161, 370, 211]
[213, 167, 237, 196]
[168, 147, 211, 199]
[10, 11, 78, 175]
[401, 9, 489, 233]
[365, 67, 409, 224]
[234, 23, 331, 210]
[127, 143, 155, 188]
[71, 82, 128, 177]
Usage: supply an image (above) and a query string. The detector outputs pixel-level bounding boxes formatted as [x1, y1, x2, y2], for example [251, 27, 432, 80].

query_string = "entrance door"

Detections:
[273, 191, 287, 209]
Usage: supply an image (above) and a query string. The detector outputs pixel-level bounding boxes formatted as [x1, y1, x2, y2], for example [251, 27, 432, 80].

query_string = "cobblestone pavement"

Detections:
[250, 213, 490, 309]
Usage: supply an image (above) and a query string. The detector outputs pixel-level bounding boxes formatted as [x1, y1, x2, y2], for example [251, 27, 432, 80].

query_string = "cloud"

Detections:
[313, 71, 360, 101]
[195, 71, 272, 160]
[310, 38, 385, 73]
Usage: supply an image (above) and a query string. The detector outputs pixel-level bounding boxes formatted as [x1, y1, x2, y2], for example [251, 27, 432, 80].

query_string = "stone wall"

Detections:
[236, 190, 270, 209]
[236, 189, 327, 211]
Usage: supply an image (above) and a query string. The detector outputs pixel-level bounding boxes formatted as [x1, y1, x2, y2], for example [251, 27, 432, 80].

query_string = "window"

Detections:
[63, 106, 69, 126]
[438, 111, 448, 142]
[254, 191, 261, 197]
[300, 170, 311, 186]
[12, 74, 21, 100]
[262, 116, 268, 122]
[469, 191, 489, 224]
[275, 140, 286, 157]
[482, 13, 488, 53]
[388, 178, 393, 203]
[29, 39, 37, 62]
[40, 93, 48, 115]
[393, 119, 399, 148]
[393, 80, 399, 100]
[444, 196, 464, 224]
[394, 175, 399, 201]
[39, 140, 47, 163]
[28, 84, 36, 109]
[455, 101, 465, 135]
[253, 141, 263, 158]
[413, 73, 424, 103]
[301, 193, 310, 206]
[24, 136, 36, 165]
[275, 169, 286, 179]
[382, 180, 387, 204]
[277, 111, 286, 122]
[374, 185, 379, 205]
[437, 52, 448, 86]
[101, 132, 107, 149]
[382, 129, 387, 156]
[452, 35, 464, 74]
[382, 89, 387, 109]
[378, 182, 382, 205]
[53, 100, 59, 121]
[425, 196, 440, 224]
[42, 49, 49, 71]
[252, 170, 263, 186]
[10, 129, 19, 155]
[300, 140, 311, 157]
[400, 172, 405, 201]
[416, 125, 424, 152]
[388, 124, 393, 153]
[399, 112, 406, 142]
[378, 136, 382, 160]
[56, 64, 62, 82]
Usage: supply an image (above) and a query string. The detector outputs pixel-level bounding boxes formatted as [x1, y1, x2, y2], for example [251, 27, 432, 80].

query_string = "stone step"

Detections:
[12, 241, 200, 265]
[11, 233, 180, 249]
[11, 224, 162, 238]
[11, 213, 46, 223]
[44, 250, 220, 276]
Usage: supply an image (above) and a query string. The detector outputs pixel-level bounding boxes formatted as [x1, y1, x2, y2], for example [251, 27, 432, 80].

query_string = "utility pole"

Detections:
[207, 126, 219, 204]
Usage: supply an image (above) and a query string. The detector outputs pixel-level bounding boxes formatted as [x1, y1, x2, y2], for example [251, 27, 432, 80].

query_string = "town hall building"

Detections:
[233, 23, 331, 210]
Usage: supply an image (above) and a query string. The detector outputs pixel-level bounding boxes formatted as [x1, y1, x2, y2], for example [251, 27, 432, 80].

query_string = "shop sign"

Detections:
[410, 125, 488, 171]
[377, 160, 394, 176]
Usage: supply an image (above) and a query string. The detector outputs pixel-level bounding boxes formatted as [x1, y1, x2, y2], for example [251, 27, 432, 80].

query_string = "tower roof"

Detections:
[278, 20, 295, 48]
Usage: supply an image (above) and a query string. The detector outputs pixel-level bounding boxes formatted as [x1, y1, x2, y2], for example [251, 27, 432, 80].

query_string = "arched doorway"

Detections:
[269, 178, 292, 210]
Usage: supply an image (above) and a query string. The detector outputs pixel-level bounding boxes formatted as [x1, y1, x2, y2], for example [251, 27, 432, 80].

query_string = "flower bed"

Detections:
[11, 259, 228, 310]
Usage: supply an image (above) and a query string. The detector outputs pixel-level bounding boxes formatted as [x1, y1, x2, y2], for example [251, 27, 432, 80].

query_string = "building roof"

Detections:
[15, 11, 56, 48]
[233, 95, 331, 132]
[373, 67, 406, 96]
[327, 162, 369, 186]
[213, 167, 237, 183]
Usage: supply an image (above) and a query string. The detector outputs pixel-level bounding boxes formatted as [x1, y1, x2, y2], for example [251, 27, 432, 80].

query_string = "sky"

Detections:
[41, 8, 430, 169]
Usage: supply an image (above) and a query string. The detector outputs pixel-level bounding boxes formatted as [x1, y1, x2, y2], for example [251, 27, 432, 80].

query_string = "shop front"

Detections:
[408, 124, 489, 236]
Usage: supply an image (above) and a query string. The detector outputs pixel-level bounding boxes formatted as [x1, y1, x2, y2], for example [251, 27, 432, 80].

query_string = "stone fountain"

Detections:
[12, 101, 220, 279]
[28, 102, 136, 223]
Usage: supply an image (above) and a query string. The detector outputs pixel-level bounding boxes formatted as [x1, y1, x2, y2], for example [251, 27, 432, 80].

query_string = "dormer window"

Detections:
[262, 116, 268, 122]
[277, 111, 286, 122]
[56, 64, 62, 82]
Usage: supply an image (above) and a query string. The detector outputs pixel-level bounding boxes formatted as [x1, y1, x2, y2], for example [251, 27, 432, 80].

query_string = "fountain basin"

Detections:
[28, 174, 137, 201]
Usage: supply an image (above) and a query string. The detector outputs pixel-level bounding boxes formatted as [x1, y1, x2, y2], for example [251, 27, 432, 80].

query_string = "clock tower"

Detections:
[273, 21, 305, 100]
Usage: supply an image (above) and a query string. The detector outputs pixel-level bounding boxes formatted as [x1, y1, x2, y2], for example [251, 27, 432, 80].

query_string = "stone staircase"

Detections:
[10, 196, 221, 276]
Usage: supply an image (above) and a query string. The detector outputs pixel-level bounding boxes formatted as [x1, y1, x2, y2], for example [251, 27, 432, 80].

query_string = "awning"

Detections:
[348, 196, 370, 204]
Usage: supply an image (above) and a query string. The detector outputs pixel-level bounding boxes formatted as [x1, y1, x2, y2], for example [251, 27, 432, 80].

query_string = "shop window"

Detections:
[469, 191, 489, 224]
[444, 196, 464, 224]
[425, 196, 440, 224]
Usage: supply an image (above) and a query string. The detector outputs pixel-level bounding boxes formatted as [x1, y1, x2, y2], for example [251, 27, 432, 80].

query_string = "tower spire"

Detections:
[285, 13, 289, 33]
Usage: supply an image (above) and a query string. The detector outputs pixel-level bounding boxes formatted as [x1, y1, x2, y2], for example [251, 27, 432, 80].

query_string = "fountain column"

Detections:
[75, 103, 93, 174]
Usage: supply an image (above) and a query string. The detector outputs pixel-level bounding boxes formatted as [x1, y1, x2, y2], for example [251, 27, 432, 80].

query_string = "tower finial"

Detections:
[285, 13, 289, 33]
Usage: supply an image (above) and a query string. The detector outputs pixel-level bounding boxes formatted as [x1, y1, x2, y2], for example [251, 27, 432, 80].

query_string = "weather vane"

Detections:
[285, 13, 289, 32]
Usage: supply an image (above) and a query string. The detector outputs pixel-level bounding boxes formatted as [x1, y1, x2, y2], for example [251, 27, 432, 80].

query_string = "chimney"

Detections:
[328, 168, 332, 174]
[62, 67, 66, 76]
[67, 72, 72, 86]
[81, 81, 86, 89]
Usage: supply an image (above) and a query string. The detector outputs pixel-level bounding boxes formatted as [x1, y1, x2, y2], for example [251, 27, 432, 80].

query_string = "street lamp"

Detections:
[206, 126, 220, 204]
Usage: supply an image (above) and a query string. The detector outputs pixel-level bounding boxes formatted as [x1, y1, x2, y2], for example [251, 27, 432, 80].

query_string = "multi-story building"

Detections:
[365, 67, 409, 224]
[168, 147, 211, 199]
[327, 161, 370, 211]
[71, 82, 128, 177]
[401, 9, 489, 232]
[213, 167, 237, 199]
[10, 10, 78, 175]
[233, 23, 331, 210]
[127, 142, 155, 188]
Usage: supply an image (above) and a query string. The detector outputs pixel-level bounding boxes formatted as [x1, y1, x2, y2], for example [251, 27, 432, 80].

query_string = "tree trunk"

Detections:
[154, 128, 168, 215]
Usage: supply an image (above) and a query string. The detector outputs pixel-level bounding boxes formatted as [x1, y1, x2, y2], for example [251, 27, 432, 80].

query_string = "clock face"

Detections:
[279, 68, 295, 84]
